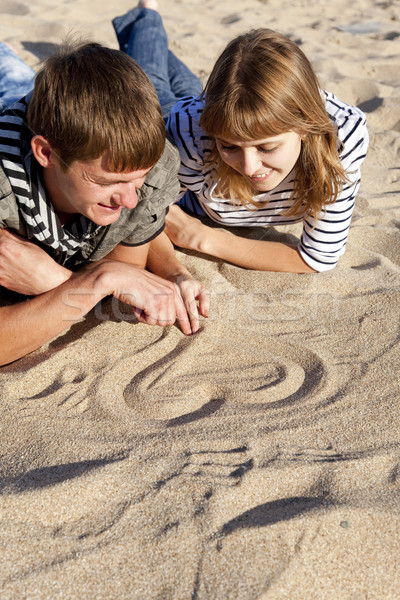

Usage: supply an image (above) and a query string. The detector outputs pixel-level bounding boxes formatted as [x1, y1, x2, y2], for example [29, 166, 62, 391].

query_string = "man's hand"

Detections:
[0, 256, 201, 366]
[0, 229, 71, 295]
[172, 274, 209, 334]
[95, 260, 196, 335]
[147, 231, 210, 333]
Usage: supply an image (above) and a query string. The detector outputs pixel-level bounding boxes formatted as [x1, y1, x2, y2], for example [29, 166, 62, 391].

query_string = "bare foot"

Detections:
[138, 0, 158, 9]
[165, 204, 207, 252]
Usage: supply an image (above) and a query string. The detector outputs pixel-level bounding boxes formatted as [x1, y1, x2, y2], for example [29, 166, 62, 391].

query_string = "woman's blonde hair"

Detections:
[200, 29, 347, 218]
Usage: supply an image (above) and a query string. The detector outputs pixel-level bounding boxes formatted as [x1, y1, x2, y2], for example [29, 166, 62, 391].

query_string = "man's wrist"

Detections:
[51, 264, 73, 288]
[163, 265, 193, 284]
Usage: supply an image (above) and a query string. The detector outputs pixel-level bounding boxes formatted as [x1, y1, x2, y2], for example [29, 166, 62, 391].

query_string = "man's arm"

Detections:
[0, 266, 105, 365]
[105, 236, 209, 332]
[148, 232, 209, 332]
[0, 258, 195, 366]
[0, 229, 152, 295]
[0, 229, 72, 294]
[104, 241, 149, 269]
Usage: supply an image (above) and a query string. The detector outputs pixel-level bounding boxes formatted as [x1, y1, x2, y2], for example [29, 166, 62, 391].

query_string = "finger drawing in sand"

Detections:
[0, 35, 209, 365]
[116, 1, 369, 274]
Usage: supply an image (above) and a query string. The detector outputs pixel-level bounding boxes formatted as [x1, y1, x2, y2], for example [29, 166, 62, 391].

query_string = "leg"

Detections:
[113, 7, 177, 119]
[113, 6, 202, 119]
[0, 42, 35, 110]
[168, 50, 202, 99]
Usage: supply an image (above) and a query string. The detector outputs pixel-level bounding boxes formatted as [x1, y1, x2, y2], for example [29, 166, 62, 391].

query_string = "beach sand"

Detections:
[0, 0, 400, 598]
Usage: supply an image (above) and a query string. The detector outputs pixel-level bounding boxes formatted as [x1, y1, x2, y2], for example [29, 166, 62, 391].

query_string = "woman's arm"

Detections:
[164, 205, 316, 273]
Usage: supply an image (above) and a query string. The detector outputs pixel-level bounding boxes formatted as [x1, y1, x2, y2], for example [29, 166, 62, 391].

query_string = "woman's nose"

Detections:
[240, 149, 261, 176]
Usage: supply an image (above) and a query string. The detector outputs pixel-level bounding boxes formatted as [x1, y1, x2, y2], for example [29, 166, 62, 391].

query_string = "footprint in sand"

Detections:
[178, 446, 253, 487]
[358, 96, 384, 112]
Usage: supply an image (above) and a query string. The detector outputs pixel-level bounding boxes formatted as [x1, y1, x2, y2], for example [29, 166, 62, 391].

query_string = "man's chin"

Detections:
[91, 206, 122, 225]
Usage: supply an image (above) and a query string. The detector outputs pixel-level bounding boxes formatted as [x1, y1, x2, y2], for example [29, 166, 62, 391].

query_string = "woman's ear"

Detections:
[31, 135, 57, 168]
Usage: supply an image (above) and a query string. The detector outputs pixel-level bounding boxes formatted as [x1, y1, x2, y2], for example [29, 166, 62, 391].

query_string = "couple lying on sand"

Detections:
[0, 0, 368, 365]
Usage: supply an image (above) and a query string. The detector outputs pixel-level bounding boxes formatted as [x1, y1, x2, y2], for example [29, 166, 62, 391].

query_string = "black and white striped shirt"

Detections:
[166, 91, 369, 272]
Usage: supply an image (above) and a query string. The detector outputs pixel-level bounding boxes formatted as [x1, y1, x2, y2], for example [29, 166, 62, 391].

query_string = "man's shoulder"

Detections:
[144, 138, 180, 189]
[0, 163, 13, 199]
[0, 162, 22, 228]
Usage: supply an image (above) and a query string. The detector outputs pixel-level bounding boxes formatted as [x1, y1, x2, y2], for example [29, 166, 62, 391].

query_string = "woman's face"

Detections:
[215, 132, 302, 193]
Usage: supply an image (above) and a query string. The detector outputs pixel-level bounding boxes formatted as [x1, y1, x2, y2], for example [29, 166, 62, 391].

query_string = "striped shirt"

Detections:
[0, 97, 181, 268]
[166, 91, 369, 272]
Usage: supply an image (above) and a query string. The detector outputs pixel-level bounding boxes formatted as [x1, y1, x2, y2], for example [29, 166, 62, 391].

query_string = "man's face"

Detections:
[45, 153, 152, 226]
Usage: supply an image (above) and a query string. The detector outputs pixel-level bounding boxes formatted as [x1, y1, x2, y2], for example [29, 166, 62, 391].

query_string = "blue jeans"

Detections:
[113, 8, 203, 120]
[0, 42, 35, 111]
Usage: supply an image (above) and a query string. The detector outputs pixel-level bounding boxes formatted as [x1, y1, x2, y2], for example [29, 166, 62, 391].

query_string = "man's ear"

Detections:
[31, 135, 58, 168]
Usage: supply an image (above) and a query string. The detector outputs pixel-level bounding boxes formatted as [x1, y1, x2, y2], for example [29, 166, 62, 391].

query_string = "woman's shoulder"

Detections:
[169, 95, 205, 116]
[323, 90, 369, 159]
[323, 91, 367, 135]
[168, 95, 205, 135]
[167, 96, 213, 161]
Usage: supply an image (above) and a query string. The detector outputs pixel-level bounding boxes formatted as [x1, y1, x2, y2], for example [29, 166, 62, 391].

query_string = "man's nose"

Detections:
[112, 187, 138, 210]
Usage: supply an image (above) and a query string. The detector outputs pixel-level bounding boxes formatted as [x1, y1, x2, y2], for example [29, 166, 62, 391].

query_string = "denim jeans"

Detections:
[112, 7, 203, 120]
[0, 42, 35, 111]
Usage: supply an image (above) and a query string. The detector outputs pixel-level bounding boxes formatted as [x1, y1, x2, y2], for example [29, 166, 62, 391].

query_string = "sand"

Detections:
[0, 0, 399, 598]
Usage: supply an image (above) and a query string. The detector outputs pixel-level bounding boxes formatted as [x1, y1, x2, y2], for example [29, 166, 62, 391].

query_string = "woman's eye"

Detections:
[260, 147, 277, 154]
[221, 145, 238, 152]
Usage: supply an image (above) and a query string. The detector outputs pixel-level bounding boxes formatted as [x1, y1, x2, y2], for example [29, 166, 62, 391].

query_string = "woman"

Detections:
[114, 1, 369, 273]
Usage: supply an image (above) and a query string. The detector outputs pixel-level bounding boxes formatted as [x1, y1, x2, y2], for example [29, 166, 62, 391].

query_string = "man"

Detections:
[0, 41, 208, 366]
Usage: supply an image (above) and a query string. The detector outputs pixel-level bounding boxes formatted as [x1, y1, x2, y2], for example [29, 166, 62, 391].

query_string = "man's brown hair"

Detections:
[27, 40, 165, 171]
